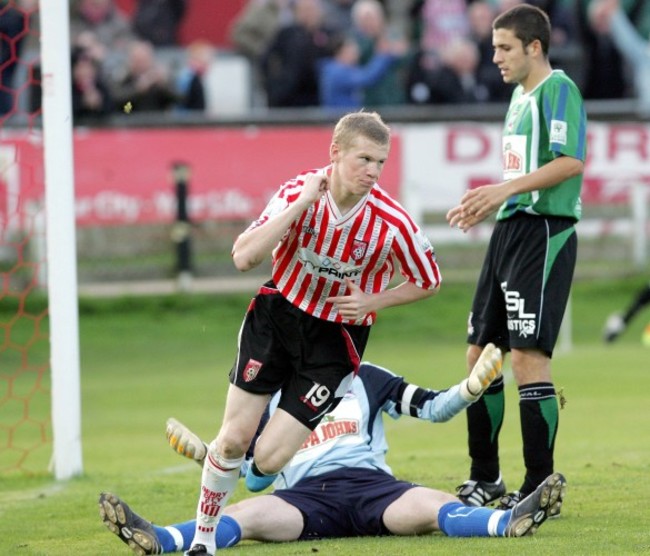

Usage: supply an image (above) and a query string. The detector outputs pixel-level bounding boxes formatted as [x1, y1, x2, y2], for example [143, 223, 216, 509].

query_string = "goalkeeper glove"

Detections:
[460, 343, 503, 402]
[166, 417, 207, 466]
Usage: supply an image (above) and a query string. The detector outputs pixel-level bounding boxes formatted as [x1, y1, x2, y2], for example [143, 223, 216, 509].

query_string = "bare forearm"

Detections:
[368, 281, 439, 312]
[505, 155, 584, 196]
[448, 155, 584, 230]
[232, 203, 306, 271]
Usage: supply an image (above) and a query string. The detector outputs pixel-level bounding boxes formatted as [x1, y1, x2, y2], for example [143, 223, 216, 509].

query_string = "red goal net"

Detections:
[1, 0, 50, 475]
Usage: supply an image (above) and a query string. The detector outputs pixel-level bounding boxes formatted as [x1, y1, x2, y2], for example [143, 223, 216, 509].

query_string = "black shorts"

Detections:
[271, 468, 417, 539]
[230, 281, 370, 430]
[468, 213, 577, 357]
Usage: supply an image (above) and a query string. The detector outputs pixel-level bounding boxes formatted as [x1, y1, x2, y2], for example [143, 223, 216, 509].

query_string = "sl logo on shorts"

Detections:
[243, 359, 262, 382]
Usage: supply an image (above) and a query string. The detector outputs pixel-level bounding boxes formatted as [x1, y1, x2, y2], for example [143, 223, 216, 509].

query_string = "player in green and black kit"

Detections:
[446, 4, 587, 510]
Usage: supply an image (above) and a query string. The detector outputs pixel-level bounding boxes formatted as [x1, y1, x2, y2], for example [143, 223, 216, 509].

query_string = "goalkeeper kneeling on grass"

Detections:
[99, 344, 566, 554]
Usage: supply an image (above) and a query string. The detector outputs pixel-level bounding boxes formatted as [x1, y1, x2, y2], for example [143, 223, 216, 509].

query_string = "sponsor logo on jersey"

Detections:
[243, 359, 262, 382]
[298, 247, 363, 281]
[502, 135, 527, 180]
[299, 418, 360, 450]
[503, 142, 523, 173]
[550, 119, 568, 145]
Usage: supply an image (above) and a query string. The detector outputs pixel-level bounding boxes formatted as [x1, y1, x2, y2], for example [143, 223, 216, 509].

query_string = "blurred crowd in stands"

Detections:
[1, 0, 650, 124]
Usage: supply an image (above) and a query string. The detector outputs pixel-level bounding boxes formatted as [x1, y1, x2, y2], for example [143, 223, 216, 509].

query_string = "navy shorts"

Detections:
[229, 281, 370, 430]
[468, 213, 577, 357]
[271, 468, 417, 539]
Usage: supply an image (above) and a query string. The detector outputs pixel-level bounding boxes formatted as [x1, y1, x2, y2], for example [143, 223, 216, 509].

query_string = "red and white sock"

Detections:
[190, 444, 243, 554]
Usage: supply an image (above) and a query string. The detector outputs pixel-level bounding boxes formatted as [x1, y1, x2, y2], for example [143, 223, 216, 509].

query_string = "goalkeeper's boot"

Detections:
[456, 474, 506, 506]
[504, 472, 566, 537]
[99, 492, 162, 555]
[166, 417, 207, 465]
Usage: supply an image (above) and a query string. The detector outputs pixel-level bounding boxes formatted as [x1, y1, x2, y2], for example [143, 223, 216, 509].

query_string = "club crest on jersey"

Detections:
[243, 359, 262, 382]
[351, 239, 368, 261]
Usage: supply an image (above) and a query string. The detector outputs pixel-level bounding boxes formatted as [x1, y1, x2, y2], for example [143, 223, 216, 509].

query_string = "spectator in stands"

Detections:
[72, 29, 127, 86]
[69, 0, 133, 52]
[407, 36, 490, 105]
[175, 39, 214, 111]
[131, 0, 187, 47]
[574, 0, 635, 101]
[229, 0, 293, 63]
[111, 39, 178, 112]
[418, 0, 470, 64]
[468, 0, 513, 102]
[318, 33, 401, 109]
[229, 0, 293, 107]
[73, 30, 107, 66]
[71, 46, 114, 122]
[69, 0, 134, 84]
[350, 0, 409, 106]
[322, 0, 356, 32]
[526, 0, 577, 48]
[589, 0, 650, 115]
[261, 0, 339, 107]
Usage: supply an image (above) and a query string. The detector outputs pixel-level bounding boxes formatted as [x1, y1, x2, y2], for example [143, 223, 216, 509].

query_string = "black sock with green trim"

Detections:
[519, 382, 558, 495]
[468, 375, 504, 483]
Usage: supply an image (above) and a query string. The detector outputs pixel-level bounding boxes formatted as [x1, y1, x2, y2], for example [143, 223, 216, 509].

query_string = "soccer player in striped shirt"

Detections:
[446, 5, 587, 510]
[186, 111, 441, 555]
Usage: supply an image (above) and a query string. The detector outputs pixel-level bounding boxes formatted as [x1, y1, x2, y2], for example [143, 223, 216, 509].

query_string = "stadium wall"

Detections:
[3, 121, 648, 226]
[2, 113, 648, 283]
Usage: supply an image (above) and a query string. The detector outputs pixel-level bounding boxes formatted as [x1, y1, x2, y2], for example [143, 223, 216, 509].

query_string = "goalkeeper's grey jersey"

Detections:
[268, 362, 471, 490]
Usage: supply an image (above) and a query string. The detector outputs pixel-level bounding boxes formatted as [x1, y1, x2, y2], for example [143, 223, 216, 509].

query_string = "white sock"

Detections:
[191, 445, 243, 554]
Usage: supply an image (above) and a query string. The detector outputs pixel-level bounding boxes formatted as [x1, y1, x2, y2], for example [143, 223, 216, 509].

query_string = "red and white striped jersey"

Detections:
[242, 166, 441, 325]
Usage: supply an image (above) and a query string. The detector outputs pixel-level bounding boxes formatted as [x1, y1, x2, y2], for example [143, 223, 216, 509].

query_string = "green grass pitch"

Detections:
[1, 276, 649, 555]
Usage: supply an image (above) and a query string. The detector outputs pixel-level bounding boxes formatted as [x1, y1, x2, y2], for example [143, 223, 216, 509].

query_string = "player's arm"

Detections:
[327, 226, 441, 320]
[365, 344, 503, 423]
[447, 155, 583, 231]
[376, 280, 440, 310]
[232, 173, 329, 271]
[327, 278, 438, 321]
[420, 343, 503, 421]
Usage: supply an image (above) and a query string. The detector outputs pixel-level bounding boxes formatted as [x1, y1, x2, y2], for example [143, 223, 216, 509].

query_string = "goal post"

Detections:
[40, 0, 83, 479]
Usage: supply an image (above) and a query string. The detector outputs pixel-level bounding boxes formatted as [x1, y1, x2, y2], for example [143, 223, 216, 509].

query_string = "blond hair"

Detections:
[332, 111, 391, 150]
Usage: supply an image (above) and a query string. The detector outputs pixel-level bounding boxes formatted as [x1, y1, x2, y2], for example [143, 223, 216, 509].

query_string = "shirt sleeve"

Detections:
[359, 362, 470, 423]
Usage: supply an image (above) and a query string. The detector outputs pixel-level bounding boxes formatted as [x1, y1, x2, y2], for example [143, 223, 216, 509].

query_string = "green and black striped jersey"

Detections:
[498, 69, 587, 221]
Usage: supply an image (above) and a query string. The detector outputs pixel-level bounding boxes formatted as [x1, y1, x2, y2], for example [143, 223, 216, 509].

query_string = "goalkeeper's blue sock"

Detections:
[153, 515, 241, 552]
[215, 515, 242, 549]
[438, 502, 510, 537]
[245, 460, 277, 492]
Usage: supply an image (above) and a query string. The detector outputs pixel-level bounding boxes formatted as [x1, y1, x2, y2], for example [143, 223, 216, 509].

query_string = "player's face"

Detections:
[492, 28, 533, 87]
[331, 135, 389, 197]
